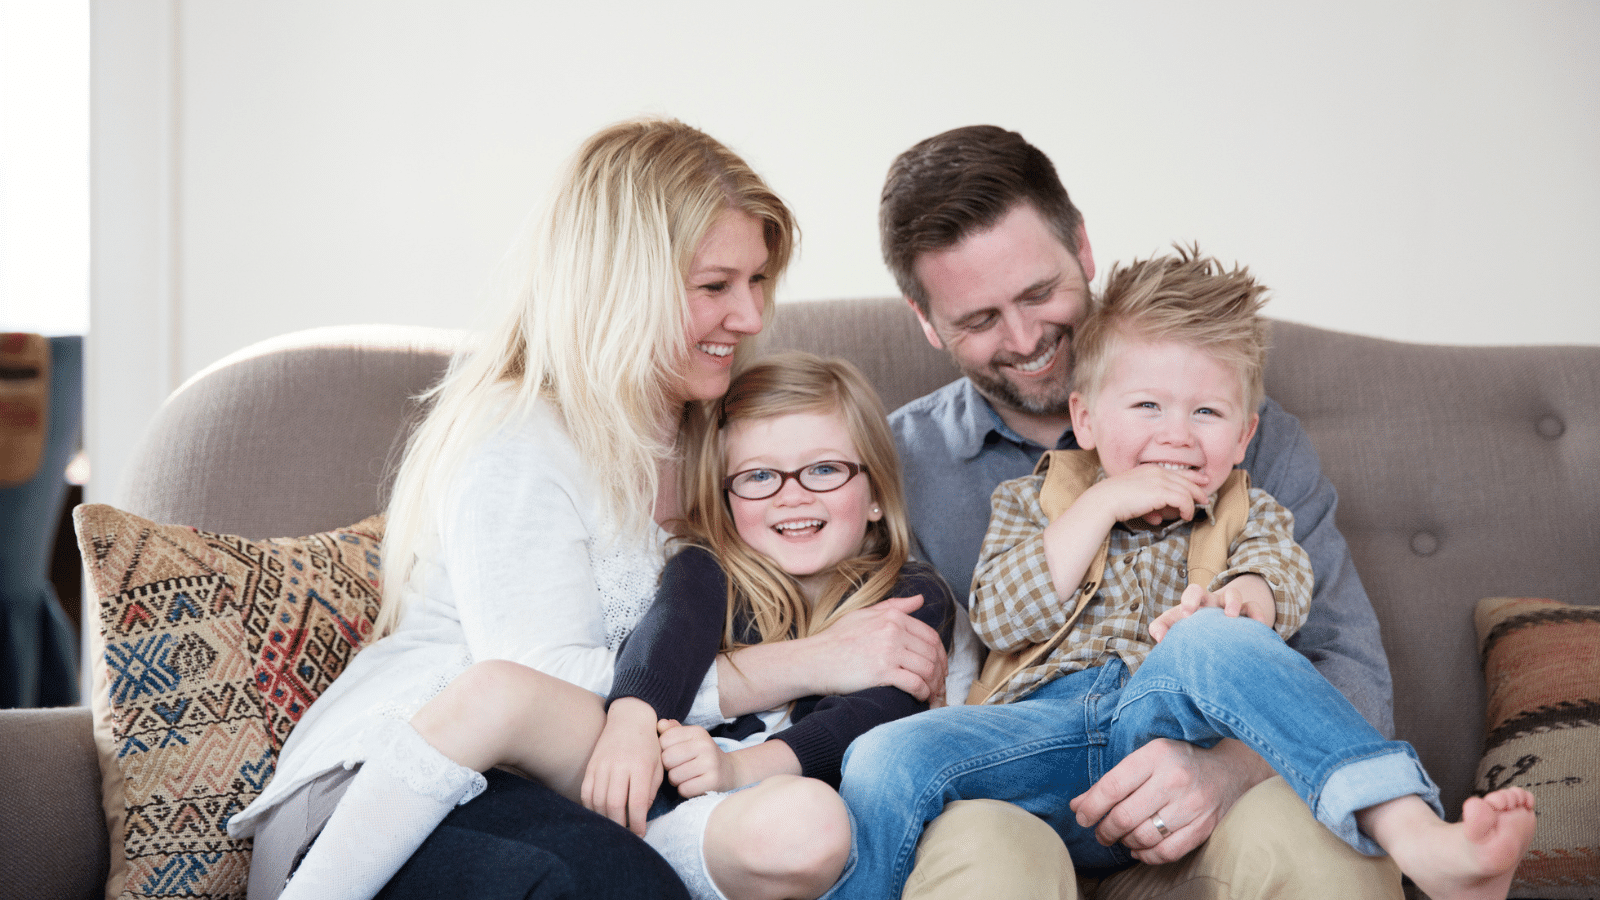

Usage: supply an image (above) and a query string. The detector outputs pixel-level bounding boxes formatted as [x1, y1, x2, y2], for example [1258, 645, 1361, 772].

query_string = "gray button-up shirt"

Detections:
[890, 377, 1395, 735]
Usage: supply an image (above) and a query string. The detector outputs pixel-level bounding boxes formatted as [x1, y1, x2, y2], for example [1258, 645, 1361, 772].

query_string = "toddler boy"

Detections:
[833, 246, 1535, 900]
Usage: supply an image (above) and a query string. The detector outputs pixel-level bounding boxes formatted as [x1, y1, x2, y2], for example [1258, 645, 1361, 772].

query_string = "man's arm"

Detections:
[1243, 398, 1394, 736]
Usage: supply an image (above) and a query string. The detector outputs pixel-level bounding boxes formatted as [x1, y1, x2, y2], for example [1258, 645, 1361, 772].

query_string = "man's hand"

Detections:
[580, 697, 665, 837]
[1068, 738, 1274, 864]
[658, 720, 740, 797]
[1149, 577, 1276, 643]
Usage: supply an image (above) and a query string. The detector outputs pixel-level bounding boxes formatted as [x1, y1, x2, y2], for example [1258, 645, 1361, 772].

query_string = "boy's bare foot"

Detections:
[1364, 788, 1537, 900]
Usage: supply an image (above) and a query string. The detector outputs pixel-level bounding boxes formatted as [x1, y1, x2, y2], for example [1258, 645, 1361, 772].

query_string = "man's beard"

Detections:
[965, 328, 1075, 418]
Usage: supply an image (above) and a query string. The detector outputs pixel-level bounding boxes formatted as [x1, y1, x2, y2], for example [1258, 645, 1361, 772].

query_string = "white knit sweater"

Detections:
[230, 401, 721, 837]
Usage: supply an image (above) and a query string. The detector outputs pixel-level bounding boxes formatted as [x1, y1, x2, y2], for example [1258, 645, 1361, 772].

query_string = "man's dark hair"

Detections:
[880, 125, 1084, 315]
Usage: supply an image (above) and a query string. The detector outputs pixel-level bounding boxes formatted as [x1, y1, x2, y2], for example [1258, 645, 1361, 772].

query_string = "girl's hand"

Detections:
[658, 720, 738, 797]
[580, 697, 664, 836]
[1149, 577, 1276, 643]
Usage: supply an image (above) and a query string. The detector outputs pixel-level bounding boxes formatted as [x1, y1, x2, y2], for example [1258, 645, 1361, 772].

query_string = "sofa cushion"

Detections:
[73, 504, 383, 900]
[1474, 596, 1600, 898]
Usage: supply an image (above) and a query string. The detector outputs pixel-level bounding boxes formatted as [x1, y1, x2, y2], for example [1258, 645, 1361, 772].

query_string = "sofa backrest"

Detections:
[1264, 319, 1600, 816]
[116, 299, 1600, 820]
[120, 325, 460, 539]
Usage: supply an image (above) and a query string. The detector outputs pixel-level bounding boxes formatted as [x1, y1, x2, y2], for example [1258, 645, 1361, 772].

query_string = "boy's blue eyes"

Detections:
[1131, 402, 1224, 417]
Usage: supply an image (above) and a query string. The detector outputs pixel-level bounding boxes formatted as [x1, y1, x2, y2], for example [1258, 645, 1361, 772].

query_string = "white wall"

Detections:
[90, 0, 1600, 505]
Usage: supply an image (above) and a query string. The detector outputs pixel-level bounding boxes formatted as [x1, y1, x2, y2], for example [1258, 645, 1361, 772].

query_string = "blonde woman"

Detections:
[227, 119, 946, 900]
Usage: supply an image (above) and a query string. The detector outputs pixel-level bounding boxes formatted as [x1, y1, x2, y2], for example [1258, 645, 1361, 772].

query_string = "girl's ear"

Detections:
[868, 501, 883, 522]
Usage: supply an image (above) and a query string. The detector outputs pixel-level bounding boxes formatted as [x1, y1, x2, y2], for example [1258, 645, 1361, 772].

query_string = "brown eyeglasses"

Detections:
[723, 461, 868, 500]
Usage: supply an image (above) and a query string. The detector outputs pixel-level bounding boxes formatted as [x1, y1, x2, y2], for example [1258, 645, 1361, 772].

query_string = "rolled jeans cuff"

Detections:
[1315, 747, 1442, 856]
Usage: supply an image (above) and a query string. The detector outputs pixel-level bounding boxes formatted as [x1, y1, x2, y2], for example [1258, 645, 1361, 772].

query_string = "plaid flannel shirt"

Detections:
[970, 468, 1312, 705]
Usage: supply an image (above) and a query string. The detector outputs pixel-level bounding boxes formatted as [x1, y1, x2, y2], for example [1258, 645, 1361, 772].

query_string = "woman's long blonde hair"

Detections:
[377, 119, 796, 636]
[679, 352, 913, 649]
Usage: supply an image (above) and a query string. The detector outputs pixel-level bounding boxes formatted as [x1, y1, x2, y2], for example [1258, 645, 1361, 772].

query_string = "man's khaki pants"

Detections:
[901, 777, 1401, 900]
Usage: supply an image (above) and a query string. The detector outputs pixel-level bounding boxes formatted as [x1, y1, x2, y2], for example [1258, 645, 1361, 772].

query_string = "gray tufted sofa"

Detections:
[2, 298, 1596, 900]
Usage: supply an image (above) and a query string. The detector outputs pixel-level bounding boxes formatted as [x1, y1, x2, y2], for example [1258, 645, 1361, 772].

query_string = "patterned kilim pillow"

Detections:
[73, 504, 384, 900]
[1474, 596, 1600, 899]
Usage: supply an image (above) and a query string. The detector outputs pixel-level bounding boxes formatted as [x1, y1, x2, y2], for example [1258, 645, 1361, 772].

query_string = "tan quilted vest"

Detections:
[965, 449, 1250, 705]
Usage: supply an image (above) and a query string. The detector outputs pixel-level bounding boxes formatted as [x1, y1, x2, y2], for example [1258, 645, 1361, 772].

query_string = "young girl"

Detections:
[585, 351, 955, 900]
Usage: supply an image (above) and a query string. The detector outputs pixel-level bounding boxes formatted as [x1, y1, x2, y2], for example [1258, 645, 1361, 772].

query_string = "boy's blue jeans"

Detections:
[827, 609, 1440, 900]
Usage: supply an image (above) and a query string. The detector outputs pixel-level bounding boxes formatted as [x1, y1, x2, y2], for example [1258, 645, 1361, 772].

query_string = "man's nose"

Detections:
[998, 308, 1043, 355]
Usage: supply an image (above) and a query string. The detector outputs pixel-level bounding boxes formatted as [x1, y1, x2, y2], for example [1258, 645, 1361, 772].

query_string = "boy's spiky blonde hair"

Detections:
[1073, 244, 1270, 412]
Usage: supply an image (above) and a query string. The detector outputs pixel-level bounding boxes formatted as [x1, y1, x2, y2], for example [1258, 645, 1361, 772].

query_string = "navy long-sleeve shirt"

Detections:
[609, 545, 955, 787]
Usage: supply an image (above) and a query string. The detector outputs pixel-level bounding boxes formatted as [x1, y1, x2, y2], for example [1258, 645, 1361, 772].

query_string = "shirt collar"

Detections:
[953, 378, 1079, 460]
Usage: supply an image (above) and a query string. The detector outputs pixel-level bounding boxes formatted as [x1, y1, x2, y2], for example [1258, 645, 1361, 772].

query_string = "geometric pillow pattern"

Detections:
[73, 504, 384, 900]
[1474, 595, 1600, 900]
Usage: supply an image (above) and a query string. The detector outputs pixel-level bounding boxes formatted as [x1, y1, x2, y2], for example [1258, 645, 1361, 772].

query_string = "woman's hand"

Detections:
[716, 594, 948, 715]
[805, 594, 949, 701]
[580, 697, 665, 836]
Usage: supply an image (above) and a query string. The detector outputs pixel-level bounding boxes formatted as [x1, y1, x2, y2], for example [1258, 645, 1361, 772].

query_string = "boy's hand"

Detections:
[658, 720, 739, 797]
[580, 696, 665, 837]
[1149, 577, 1276, 643]
[1082, 464, 1211, 527]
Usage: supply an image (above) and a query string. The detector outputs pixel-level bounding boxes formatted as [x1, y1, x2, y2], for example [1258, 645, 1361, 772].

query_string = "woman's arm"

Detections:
[666, 565, 957, 792]
[715, 589, 948, 716]
[761, 566, 955, 785]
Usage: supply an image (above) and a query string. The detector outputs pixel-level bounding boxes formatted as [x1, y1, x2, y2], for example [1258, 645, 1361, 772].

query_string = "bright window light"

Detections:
[0, 0, 90, 337]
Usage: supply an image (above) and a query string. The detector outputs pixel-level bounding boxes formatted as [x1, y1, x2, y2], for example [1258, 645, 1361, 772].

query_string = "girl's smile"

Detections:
[724, 409, 882, 602]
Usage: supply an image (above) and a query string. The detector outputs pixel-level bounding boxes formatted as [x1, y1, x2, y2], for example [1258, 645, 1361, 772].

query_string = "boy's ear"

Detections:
[1069, 391, 1097, 449]
[906, 297, 945, 350]
[1233, 412, 1260, 464]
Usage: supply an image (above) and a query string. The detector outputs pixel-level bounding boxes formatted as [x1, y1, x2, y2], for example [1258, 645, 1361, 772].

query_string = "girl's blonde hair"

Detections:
[377, 118, 797, 636]
[679, 351, 913, 649]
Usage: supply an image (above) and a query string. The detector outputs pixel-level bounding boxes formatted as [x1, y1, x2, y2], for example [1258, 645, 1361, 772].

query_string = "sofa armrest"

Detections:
[0, 706, 107, 900]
